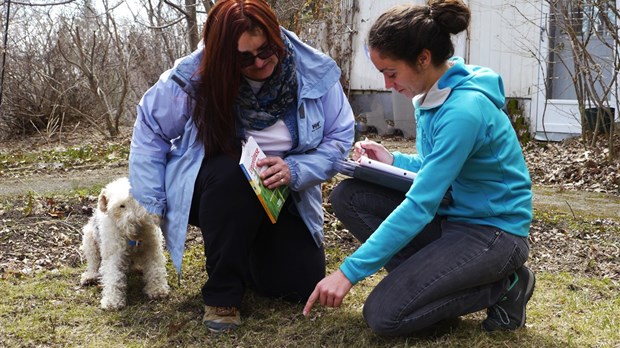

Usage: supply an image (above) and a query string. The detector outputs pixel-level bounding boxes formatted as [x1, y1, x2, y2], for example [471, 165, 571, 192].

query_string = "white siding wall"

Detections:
[468, 1, 541, 99]
[347, 0, 545, 137]
[350, 0, 540, 94]
[346, 0, 617, 139]
[350, 0, 424, 91]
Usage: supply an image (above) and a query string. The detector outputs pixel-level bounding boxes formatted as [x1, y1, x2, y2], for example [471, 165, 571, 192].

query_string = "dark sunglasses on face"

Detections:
[239, 45, 277, 68]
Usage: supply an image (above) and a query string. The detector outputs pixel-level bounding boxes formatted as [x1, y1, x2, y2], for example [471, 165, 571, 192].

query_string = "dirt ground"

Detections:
[0, 132, 619, 284]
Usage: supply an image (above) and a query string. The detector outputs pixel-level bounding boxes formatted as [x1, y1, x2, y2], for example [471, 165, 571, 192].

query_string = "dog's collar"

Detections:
[128, 239, 143, 247]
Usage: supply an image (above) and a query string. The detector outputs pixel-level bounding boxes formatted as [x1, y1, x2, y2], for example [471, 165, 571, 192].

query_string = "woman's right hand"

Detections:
[352, 139, 394, 165]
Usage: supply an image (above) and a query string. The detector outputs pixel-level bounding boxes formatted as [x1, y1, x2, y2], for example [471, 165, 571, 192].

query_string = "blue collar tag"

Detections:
[128, 240, 143, 247]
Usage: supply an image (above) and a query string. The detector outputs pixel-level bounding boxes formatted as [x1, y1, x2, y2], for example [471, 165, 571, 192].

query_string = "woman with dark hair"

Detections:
[129, 0, 354, 332]
[304, 0, 535, 336]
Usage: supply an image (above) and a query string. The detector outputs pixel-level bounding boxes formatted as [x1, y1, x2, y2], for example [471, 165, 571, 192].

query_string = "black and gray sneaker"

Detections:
[482, 266, 536, 332]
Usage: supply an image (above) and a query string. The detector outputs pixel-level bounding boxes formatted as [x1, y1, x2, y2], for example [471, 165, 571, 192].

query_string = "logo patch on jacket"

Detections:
[312, 121, 321, 131]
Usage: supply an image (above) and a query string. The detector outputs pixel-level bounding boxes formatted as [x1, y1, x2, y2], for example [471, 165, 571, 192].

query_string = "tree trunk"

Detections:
[186, 0, 200, 50]
[202, 0, 215, 13]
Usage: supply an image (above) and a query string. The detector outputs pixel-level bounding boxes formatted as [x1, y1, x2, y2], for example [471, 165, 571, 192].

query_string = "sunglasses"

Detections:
[239, 45, 277, 68]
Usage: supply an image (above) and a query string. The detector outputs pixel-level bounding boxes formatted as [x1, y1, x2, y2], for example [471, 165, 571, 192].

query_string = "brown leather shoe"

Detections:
[202, 306, 241, 333]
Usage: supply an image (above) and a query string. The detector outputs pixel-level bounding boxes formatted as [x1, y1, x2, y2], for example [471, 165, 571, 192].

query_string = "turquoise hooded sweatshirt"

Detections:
[340, 57, 532, 285]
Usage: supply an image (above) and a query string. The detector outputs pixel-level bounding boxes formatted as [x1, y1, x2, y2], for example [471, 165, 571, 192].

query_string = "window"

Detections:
[546, 0, 616, 100]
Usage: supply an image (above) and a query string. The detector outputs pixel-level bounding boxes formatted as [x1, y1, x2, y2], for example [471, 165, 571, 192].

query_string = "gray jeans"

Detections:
[330, 179, 530, 336]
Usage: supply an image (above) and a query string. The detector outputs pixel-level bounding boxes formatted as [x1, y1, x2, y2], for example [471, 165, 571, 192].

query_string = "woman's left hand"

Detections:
[302, 269, 353, 316]
[257, 156, 290, 189]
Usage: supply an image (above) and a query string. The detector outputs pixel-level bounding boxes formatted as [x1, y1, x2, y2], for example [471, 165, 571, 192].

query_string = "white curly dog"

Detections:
[80, 177, 169, 310]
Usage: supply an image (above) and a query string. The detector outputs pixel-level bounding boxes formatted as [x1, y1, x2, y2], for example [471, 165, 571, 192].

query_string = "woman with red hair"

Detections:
[129, 0, 354, 332]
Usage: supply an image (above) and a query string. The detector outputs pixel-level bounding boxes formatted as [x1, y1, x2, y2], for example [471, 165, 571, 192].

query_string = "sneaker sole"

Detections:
[204, 322, 239, 333]
[518, 267, 536, 328]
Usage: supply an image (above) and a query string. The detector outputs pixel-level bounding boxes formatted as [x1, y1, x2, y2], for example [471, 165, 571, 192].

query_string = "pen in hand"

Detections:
[360, 137, 368, 157]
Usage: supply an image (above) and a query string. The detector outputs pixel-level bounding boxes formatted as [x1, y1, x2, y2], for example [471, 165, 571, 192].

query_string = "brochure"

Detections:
[239, 136, 289, 223]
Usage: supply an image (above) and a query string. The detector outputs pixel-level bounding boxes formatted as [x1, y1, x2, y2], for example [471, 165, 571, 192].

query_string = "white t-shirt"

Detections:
[244, 78, 293, 157]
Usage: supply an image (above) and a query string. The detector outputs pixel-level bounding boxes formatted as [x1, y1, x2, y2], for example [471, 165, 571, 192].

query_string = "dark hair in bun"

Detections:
[369, 0, 470, 67]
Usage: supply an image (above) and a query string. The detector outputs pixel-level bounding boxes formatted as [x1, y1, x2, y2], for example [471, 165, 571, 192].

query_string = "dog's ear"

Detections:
[98, 189, 109, 213]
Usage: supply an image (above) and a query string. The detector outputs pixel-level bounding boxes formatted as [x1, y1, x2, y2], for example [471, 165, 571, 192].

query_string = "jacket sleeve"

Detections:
[129, 70, 190, 216]
[284, 82, 355, 191]
[393, 151, 423, 172]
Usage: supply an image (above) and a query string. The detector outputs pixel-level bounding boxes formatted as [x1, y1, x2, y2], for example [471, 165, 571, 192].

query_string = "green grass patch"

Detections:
[0, 143, 128, 171]
[2, 241, 618, 347]
[533, 207, 620, 235]
[529, 273, 620, 347]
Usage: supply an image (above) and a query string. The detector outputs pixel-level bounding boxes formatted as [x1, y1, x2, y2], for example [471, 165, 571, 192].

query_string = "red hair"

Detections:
[193, 0, 284, 158]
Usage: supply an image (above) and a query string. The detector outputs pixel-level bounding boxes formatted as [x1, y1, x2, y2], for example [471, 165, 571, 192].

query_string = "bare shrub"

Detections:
[0, 0, 346, 142]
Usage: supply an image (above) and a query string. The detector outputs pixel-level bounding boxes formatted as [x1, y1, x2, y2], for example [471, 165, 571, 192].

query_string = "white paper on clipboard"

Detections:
[358, 156, 417, 180]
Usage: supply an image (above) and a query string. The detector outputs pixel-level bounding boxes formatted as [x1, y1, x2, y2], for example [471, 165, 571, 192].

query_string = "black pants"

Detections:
[188, 154, 325, 307]
[330, 179, 529, 335]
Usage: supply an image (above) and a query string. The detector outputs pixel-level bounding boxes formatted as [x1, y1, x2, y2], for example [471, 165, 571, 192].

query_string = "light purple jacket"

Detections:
[129, 28, 354, 274]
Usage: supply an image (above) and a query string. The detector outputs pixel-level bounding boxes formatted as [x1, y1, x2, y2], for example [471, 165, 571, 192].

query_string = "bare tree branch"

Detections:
[163, 0, 188, 16]
[7, 0, 77, 6]
[143, 16, 185, 30]
[162, 0, 200, 49]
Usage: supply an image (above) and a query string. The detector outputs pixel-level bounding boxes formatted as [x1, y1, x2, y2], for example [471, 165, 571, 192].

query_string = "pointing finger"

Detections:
[303, 288, 319, 316]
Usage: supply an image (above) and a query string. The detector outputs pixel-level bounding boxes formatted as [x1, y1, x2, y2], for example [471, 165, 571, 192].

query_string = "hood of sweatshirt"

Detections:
[415, 56, 505, 111]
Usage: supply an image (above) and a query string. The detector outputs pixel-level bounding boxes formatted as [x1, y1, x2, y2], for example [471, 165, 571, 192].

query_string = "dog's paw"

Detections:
[80, 273, 100, 286]
[145, 285, 170, 300]
[100, 297, 126, 310]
